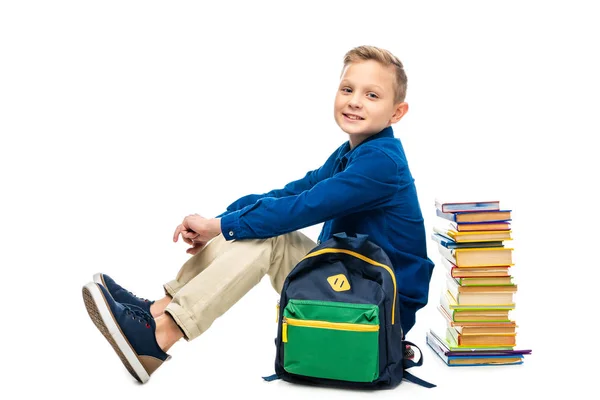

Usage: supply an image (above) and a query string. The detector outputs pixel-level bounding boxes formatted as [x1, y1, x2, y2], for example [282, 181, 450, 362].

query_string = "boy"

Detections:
[82, 45, 435, 384]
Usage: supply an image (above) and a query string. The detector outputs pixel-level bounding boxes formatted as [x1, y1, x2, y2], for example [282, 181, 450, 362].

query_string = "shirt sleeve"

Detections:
[220, 145, 400, 240]
[215, 150, 338, 218]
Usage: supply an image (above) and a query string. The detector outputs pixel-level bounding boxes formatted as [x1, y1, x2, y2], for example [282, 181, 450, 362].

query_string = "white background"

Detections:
[1, 1, 598, 398]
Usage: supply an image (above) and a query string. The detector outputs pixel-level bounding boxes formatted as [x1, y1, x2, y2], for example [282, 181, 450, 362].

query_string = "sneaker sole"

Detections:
[82, 282, 151, 384]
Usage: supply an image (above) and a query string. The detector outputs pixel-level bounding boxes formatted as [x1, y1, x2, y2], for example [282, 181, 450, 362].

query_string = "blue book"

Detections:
[435, 198, 500, 213]
[426, 330, 529, 366]
[436, 209, 512, 224]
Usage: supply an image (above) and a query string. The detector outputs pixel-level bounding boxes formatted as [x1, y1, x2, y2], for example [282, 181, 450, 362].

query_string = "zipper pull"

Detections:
[282, 317, 288, 343]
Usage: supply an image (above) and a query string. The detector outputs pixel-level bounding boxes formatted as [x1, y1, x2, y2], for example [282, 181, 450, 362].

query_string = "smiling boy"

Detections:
[335, 57, 408, 145]
[82, 45, 434, 383]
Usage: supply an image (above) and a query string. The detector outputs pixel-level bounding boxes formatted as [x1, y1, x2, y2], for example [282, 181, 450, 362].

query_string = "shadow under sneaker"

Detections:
[93, 273, 154, 316]
[82, 282, 170, 383]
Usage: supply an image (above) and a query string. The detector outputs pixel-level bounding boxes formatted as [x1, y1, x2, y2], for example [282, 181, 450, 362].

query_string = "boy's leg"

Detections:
[163, 231, 316, 340]
[163, 234, 230, 295]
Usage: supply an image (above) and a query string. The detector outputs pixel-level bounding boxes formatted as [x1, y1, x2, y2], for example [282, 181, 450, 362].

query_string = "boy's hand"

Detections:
[173, 214, 222, 255]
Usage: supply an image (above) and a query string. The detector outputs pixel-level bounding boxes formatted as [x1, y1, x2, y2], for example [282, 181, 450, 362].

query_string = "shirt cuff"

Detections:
[220, 210, 242, 241]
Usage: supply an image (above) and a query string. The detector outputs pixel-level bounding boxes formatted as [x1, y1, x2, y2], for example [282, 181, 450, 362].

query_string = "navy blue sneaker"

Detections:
[93, 273, 154, 317]
[82, 282, 170, 383]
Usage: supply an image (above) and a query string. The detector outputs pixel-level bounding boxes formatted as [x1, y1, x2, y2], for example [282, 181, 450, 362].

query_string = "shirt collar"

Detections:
[337, 126, 395, 162]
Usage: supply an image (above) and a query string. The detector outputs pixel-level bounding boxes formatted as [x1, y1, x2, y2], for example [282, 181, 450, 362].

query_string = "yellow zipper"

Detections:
[301, 248, 397, 325]
[282, 317, 379, 343]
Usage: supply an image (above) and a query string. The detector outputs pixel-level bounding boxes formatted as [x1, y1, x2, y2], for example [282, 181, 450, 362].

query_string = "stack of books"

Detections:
[426, 198, 532, 366]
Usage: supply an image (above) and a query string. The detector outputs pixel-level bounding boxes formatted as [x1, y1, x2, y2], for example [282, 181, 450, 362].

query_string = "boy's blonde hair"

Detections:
[343, 45, 408, 103]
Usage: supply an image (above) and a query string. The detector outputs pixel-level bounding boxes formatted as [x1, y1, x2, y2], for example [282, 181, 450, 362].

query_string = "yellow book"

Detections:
[450, 221, 511, 232]
[433, 225, 512, 242]
[447, 230, 512, 243]
[456, 276, 514, 286]
[438, 244, 513, 267]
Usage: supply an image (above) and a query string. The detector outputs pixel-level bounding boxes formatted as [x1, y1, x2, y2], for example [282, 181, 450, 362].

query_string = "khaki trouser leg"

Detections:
[163, 231, 316, 340]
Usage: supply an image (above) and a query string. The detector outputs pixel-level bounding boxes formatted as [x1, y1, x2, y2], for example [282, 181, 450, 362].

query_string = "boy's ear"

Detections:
[390, 102, 409, 124]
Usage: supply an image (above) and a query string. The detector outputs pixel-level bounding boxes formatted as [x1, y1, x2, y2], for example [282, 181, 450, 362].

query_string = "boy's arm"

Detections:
[215, 171, 318, 218]
[215, 151, 338, 218]
[219, 145, 401, 240]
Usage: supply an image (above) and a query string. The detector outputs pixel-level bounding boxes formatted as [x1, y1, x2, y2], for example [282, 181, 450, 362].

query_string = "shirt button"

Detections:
[229, 231, 234, 237]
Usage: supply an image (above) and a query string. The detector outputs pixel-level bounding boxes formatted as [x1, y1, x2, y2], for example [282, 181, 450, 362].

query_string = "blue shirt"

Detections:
[219, 126, 434, 333]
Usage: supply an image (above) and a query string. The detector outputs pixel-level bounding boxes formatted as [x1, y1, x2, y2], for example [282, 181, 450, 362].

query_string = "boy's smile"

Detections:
[342, 113, 364, 121]
[334, 59, 408, 148]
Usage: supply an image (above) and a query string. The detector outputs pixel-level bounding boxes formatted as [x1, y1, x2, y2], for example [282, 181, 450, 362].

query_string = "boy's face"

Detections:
[334, 60, 408, 147]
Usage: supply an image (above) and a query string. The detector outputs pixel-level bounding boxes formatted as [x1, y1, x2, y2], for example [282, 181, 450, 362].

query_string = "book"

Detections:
[436, 209, 512, 223]
[434, 198, 500, 213]
[426, 330, 527, 366]
[438, 303, 516, 331]
[440, 292, 513, 321]
[431, 233, 504, 249]
[433, 226, 512, 243]
[446, 327, 517, 350]
[450, 221, 511, 232]
[444, 290, 514, 310]
[454, 324, 517, 335]
[429, 329, 530, 355]
[441, 257, 511, 278]
[450, 267, 512, 278]
[446, 275, 517, 293]
[456, 276, 514, 286]
[438, 244, 514, 267]
[446, 279, 516, 306]
[447, 326, 516, 347]
[439, 306, 511, 324]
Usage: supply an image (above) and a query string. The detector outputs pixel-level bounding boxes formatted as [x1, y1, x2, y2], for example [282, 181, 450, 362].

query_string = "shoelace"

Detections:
[124, 304, 152, 328]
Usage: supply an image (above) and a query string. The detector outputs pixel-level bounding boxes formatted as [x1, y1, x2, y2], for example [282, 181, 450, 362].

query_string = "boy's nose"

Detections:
[349, 95, 362, 109]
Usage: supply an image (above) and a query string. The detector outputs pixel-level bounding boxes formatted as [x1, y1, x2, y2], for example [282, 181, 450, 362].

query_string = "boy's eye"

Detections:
[367, 92, 379, 99]
[341, 87, 352, 93]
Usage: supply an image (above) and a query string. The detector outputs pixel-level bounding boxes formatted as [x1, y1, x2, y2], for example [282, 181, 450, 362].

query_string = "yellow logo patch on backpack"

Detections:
[327, 274, 351, 291]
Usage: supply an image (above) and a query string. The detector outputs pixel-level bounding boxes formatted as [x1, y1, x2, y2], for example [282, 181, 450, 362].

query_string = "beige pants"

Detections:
[163, 231, 317, 340]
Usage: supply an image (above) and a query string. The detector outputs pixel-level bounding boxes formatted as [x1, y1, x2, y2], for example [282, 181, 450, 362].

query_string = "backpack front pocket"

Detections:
[282, 299, 380, 382]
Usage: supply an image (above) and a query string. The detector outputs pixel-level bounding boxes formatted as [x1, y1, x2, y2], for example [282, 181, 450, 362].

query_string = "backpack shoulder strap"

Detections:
[402, 341, 436, 388]
[403, 371, 436, 388]
[262, 373, 280, 382]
